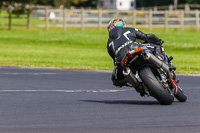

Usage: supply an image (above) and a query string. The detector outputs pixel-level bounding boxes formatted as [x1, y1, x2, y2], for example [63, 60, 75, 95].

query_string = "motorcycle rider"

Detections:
[107, 18, 173, 87]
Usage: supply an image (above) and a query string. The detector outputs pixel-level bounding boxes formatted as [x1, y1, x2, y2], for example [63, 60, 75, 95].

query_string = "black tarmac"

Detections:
[0, 67, 199, 133]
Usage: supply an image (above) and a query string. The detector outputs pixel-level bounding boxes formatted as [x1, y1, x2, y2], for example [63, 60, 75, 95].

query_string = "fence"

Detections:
[1, 8, 200, 31]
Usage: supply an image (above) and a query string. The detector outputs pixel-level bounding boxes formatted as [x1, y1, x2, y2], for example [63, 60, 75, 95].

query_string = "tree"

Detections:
[78, 0, 98, 8]
[136, 0, 188, 7]
[0, 0, 38, 30]
[53, 0, 81, 7]
[187, 0, 200, 3]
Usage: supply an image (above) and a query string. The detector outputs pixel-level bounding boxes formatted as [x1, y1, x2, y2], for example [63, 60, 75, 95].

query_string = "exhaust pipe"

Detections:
[143, 52, 169, 72]
[143, 52, 173, 89]
[123, 67, 144, 93]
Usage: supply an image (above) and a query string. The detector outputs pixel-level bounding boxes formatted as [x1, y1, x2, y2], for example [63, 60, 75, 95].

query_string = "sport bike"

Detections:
[121, 43, 187, 105]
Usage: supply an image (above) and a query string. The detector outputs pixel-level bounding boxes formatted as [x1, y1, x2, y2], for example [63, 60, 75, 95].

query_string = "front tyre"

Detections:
[139, 66, 174, 105]
[174, 86, 187, 102]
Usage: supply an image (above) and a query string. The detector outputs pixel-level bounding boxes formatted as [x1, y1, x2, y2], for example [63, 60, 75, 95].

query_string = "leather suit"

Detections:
[107, 27, 163, 87]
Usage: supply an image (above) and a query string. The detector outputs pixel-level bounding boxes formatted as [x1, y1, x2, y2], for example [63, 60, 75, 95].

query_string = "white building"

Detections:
[97, 0, 136, 10]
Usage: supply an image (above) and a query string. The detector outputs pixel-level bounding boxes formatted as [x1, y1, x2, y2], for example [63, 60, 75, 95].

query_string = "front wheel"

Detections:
[139, 66, 174, 105]
[174, 86, 187, 102]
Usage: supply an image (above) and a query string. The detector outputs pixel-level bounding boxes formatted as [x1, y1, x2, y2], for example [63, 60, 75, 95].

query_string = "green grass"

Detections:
[0, 27, 199, 74]
[0, 28, 112, 70]
[152, 31, 200, 74]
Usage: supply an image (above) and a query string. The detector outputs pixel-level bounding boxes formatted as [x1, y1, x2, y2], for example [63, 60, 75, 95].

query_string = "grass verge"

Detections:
[0, 27, 199, 74]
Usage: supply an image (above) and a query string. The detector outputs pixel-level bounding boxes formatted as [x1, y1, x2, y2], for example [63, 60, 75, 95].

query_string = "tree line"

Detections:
[137, 0, 200, 7]
[0, 0, 98, 8]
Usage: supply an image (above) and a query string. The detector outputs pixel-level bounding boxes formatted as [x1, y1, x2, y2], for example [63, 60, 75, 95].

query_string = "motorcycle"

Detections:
[121, 42, 187, 105]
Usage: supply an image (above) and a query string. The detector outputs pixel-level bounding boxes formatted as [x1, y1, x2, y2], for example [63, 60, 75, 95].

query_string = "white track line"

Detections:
[0, 89, 131, 93]
[3, 73, 56, 75]
[1, 66, 200, 76]
[177, 73, 200, 77]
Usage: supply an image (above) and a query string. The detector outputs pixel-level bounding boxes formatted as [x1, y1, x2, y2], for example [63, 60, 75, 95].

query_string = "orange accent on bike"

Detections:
[172, 80, 178, 95]
[134, 47, 143, 52]
[121, 58, 126, 66]
[172, 80, 177, 87]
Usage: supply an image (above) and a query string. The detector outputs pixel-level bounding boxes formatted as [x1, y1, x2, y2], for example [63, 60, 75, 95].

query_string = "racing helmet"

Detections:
[107, 18, 126, 32]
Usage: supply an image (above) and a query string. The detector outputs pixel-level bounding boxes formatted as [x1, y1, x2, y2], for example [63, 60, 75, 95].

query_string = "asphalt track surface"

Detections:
[0, 67, 200, 133]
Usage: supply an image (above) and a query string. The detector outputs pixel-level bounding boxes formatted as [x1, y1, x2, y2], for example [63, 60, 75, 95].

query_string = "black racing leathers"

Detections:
[107, 27, 162, 87]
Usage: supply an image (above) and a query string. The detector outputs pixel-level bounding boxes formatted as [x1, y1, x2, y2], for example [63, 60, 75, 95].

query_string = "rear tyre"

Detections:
[174, 86, 187, 102]
[139, 66, 174, 105]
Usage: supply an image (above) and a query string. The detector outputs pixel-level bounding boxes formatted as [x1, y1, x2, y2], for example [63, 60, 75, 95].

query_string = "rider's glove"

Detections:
[155, 39, 164, 45]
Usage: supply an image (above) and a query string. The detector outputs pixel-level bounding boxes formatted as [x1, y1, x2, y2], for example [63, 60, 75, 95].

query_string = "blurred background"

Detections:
[0, 0, 200, 31]
[0, 0, 199, 74]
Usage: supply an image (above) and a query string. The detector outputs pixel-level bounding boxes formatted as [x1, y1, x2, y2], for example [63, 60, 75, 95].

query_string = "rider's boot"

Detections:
[162, 52, 179, 83]
[162, 52, 176, 71]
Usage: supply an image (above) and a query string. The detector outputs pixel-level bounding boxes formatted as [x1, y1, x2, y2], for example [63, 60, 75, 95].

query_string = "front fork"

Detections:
[159, 68, 179, 96]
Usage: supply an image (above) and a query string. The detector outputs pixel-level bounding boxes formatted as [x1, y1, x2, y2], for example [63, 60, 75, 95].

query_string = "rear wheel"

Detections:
[139, 66, 174, 105]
